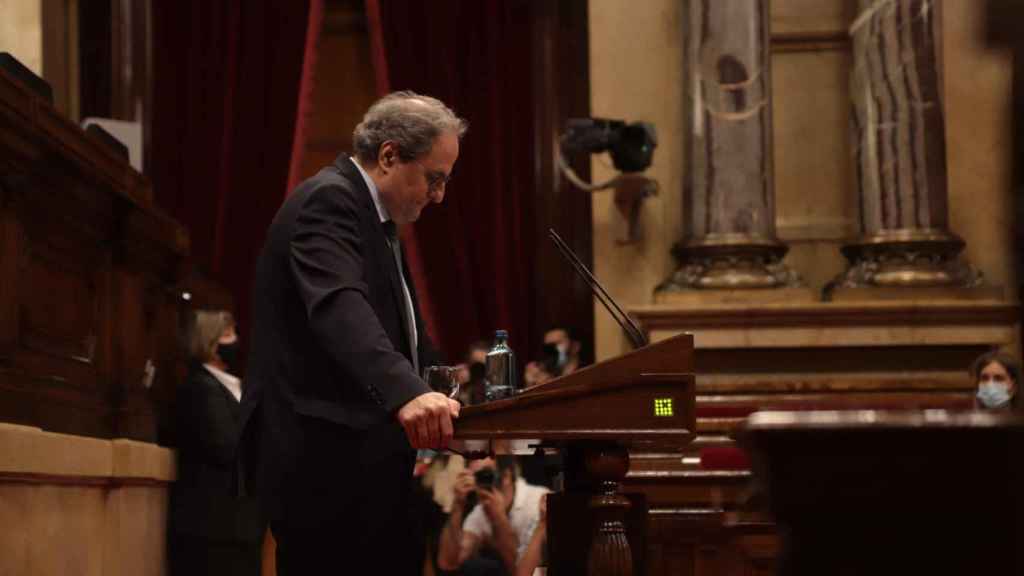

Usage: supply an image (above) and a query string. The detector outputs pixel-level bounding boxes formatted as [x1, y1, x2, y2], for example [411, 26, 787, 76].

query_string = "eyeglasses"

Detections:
[414, 160, 452, 193]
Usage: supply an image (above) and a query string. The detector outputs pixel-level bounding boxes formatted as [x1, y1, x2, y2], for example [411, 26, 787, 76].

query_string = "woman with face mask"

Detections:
[170, 310, 263, 575]
[971, 351, 1021, 412]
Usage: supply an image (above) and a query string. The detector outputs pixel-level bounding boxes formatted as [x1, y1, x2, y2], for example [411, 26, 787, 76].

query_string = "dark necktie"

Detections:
[382, 221, 419, 376]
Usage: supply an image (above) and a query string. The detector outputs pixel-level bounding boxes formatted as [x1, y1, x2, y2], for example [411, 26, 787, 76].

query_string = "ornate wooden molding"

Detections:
[632, 300, 1019, 333]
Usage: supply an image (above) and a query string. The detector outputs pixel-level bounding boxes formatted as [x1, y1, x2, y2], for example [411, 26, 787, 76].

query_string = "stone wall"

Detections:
[0, 423, 174, 576]
[590, 0, 1017, 360]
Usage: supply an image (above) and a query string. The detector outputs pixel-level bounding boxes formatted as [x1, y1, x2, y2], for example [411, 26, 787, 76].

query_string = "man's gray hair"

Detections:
[352, 91, 468, 164]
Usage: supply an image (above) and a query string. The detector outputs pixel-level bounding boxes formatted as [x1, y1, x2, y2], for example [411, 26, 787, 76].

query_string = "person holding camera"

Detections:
[438, 457, 550, 575]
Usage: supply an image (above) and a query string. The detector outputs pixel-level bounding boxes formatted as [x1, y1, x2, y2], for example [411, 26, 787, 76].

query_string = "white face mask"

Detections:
[977, 380, 1013, 409]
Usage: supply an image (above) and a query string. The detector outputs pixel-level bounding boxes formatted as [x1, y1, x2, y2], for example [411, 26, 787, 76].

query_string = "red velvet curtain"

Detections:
[151, 0, 323, 340]
[367, 0, 541, 364]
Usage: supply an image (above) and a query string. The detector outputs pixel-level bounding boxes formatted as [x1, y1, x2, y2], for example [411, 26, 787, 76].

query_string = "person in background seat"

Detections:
[523, 327, 583, 388]
[971, 351, 1021, 412]
[456, 340, 490, 406]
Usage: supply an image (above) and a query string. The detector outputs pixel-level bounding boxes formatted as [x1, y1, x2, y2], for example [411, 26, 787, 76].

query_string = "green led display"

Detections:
[654, 397, 674, 417]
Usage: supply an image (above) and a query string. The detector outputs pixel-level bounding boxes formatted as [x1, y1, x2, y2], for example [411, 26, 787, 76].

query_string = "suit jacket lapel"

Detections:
[334, 156, 415, 362]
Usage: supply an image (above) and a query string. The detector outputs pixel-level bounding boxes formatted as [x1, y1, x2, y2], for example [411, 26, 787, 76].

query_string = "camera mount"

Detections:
[557, 117, 660, 243]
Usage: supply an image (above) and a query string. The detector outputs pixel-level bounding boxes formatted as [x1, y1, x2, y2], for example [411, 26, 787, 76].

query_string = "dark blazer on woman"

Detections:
[170, 363, 262, 575]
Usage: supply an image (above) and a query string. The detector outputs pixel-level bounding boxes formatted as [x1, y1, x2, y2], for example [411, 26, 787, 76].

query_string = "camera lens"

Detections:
[474, 468, 496, 489]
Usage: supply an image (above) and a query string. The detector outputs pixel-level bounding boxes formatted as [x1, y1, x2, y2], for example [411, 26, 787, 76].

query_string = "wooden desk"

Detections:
[742, 410, 1024, 575]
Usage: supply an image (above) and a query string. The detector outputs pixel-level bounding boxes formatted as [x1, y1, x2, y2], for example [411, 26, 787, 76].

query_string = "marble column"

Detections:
[835, 0, 980, 289]
[662, 0, 800, 291]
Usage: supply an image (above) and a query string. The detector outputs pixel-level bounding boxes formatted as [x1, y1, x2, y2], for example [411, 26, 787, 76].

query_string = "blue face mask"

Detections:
[977, 381, 1013, 409]
[555, 343, 569, 369]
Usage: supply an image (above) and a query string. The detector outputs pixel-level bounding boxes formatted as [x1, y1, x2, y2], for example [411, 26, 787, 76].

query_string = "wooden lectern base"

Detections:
[548, 490, 647, 576]
[547, 441, 647, 576]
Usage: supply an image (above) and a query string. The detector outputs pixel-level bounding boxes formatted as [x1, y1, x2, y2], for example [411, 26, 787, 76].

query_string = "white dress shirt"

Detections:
[351, 157, 418, 359]
[203, 363, 242, 402]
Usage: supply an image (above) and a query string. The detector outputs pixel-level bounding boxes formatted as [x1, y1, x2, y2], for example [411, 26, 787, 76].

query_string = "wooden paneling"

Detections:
[644, 511, 779, 576]
[0, 64, 187, 442]
[742, 411, 1024, 574]
[21, 239, 103, 365]
[529, 0, 594, 365]
[0, 212, 19, 353]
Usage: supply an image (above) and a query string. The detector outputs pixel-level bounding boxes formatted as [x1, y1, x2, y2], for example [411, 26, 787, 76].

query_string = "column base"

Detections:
[659, 234, 803, 291]
[831, 230, 983, 293]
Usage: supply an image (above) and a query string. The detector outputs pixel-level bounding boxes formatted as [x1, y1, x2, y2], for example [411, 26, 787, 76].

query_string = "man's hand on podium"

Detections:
[397, 391, 461, 449]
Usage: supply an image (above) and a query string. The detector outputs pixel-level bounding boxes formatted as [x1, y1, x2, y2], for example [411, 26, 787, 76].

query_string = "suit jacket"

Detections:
[171, 363, 263, 542]
[241, 155, 436, 499]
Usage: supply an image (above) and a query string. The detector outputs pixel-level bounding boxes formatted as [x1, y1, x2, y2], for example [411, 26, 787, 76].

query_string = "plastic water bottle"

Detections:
[484, 330, 516, 401]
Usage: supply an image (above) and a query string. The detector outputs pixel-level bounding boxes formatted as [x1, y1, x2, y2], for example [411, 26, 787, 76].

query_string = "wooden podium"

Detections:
[454, 333, 697, 576]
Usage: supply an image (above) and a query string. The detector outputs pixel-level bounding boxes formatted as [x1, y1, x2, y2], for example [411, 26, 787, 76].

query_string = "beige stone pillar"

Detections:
[662, 0, 800, 291]
[834, 0, 981, 290]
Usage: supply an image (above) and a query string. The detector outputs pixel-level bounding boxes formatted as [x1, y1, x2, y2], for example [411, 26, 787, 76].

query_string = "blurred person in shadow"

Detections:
[972, 350, 1021, 412]
[438, 456, 550, 575]
[170, 310, 262, 576]
[523, 327, 582, 389]
[456, 340, 490, 406]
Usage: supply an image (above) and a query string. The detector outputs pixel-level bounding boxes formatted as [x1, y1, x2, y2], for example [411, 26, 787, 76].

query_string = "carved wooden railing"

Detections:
[0, 64, 188, 442]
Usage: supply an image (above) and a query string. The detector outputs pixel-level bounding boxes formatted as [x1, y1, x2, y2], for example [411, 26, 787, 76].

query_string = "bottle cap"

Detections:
[494, 329, 508, 339]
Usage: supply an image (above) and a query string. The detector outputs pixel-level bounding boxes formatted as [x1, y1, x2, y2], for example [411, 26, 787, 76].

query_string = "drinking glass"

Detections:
[423, 365, 460, 400]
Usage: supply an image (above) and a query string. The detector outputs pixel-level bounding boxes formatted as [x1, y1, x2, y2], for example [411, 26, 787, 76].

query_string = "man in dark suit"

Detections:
[242, 91, 467, 574]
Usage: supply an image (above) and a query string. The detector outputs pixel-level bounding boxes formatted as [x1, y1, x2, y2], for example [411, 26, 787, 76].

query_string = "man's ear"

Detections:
[378, 141, 397, 170]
